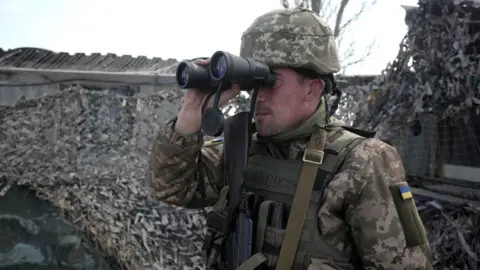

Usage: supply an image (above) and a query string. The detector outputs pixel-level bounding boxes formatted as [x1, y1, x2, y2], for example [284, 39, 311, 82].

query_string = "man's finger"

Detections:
[221, 85, 241, 102]
[224, 84, 241, 99]
[230, 83, 241, 93]
[193, 58, 211, 65]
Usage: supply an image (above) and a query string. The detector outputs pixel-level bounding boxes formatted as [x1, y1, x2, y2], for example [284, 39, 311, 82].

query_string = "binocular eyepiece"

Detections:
[175, 51, 277, 92]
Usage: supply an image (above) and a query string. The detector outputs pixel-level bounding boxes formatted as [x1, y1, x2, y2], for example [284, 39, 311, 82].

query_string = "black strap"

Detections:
[202, 93, 215, 114]
[340, 126, 376, 138]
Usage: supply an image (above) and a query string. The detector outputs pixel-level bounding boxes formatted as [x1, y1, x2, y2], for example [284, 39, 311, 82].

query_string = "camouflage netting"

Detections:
[330, 76, 381, 126]
[0, 86, 210, 270]
[338, 0, 480, 268]
[348, 0, 480, 142]
[2, 0, 480, 269]
[3, 86, 480, 270]
[2, 83, 480, 270]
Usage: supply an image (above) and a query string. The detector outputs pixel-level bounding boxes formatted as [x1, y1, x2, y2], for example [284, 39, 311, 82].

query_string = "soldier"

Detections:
[148, 7, 433, 270]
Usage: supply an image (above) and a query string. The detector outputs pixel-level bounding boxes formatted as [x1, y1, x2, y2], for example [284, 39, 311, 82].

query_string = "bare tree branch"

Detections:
[337, 0, 377, 38]
[333, 0, 350, 38]
[281, 0, 290, 8]
[311, 0, 322, 15]
[278, 0, 379, 72]
[322, 0, 339, 24]
[341, 39, 378, 74]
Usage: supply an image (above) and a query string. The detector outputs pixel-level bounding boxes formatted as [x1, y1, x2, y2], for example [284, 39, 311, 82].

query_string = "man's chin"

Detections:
[256, 124, 276, 137]
[257, 129, 279, 137]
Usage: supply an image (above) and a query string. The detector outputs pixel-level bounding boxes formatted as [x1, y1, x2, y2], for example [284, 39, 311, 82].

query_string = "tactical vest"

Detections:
[205, 127, 367, 270]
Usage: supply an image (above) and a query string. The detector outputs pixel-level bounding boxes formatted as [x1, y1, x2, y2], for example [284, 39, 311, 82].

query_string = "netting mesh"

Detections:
[346, 0, 480, 144]
[391, 115, 480, 178]
[0, 87, 209, 270]
[335, 0, 480, 268]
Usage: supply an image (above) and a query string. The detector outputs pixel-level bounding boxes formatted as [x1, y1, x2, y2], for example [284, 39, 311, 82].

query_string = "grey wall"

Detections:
[0, 72, 181, 106]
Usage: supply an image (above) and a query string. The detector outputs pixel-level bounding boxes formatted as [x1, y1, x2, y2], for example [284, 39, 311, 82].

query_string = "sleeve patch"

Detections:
[204, 136, 224, 147]
[399, 184, 412, 200]
[212, 137, 224, 142]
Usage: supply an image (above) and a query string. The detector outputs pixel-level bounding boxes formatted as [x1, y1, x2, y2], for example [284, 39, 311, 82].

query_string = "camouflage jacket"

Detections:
[148, 117, 433, 270]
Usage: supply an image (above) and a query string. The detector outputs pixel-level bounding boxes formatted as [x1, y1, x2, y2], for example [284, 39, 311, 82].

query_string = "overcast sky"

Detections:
[1, 0, 419, 75]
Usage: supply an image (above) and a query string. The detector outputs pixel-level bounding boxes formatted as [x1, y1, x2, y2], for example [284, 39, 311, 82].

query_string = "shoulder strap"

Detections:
[275, 127, 327, 270]
[320, 130, 363, 172]
[327, 130, 362, 153]
[275, 128, 366, 270]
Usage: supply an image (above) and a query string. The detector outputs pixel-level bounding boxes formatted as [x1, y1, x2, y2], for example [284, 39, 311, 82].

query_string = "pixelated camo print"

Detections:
[240, 8, 341, 74]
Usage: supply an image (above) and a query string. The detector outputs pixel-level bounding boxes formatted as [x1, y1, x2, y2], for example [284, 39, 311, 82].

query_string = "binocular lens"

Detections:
[175, 61, 210, 89]
[212, 55, 227, 80]
[179, 68, 189, 87]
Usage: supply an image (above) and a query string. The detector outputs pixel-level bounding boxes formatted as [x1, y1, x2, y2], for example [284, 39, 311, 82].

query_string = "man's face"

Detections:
[254, 68, 324, 137]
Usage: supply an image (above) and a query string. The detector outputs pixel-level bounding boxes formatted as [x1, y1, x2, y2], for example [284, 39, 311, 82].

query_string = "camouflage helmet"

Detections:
[240, 8, 341, 75]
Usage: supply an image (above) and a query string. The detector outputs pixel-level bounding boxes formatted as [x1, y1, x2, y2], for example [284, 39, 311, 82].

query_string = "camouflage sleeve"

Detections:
[319, 138, 433, 270]
[148, 117, 224, 207]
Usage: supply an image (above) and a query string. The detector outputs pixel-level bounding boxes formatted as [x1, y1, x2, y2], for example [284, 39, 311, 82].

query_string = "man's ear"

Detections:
[304, 78, 325, 102]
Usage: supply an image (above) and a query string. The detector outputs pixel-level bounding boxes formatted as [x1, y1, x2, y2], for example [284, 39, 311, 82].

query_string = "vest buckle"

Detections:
[302, 149, 324, 165]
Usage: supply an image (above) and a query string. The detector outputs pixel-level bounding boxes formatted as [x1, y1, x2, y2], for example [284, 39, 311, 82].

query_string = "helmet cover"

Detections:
[240, 8, 341, 74]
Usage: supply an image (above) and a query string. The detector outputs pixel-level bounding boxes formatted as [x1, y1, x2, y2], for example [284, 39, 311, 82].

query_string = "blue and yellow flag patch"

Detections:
[399, 184, 412, 200]
[212, 137, 224, 142]
[204, 136, 224, 147]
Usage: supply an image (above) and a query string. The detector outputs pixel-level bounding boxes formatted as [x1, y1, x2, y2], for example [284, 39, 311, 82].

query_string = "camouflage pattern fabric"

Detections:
[148, 116, 433, 269]
[149, 7, 432, 270]
[240, 8, 341, 75]
[149, 119, 223, 207]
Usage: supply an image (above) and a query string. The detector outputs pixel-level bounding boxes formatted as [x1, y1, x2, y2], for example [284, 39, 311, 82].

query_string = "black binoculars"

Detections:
[175, 51, 277, 137]
[175, 51, 277, 92]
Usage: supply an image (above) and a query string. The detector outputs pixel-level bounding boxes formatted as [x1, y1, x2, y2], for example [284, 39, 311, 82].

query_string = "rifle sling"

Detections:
[275, 128, 327, 270]
[235, 252, 268, 270]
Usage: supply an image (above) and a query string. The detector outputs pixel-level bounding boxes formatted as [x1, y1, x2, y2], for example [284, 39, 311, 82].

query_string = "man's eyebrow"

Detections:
[271, 70, 282, 77]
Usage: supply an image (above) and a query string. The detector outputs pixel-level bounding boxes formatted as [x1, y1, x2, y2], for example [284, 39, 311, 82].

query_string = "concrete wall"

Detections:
[0, 71, 179, 106]
[0, 84, 61, 105]
[0, 72, 60, 105]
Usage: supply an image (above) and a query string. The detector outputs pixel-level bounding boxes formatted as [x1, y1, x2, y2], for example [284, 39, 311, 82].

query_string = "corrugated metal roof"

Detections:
[0, 47, 179, 73]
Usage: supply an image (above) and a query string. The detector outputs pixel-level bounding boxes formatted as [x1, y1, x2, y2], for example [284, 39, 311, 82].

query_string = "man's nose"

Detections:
[256, 88, 269, 102]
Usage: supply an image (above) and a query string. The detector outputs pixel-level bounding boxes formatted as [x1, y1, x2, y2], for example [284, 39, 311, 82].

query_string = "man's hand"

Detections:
[175, 58, 241, 136]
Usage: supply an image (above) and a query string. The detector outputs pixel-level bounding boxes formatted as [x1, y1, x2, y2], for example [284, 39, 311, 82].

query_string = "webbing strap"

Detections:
[275, 128, 327, 270]
[235, 252, 268, 270]
[213, 186, 230, 211]
[254, 201, 274, 253]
